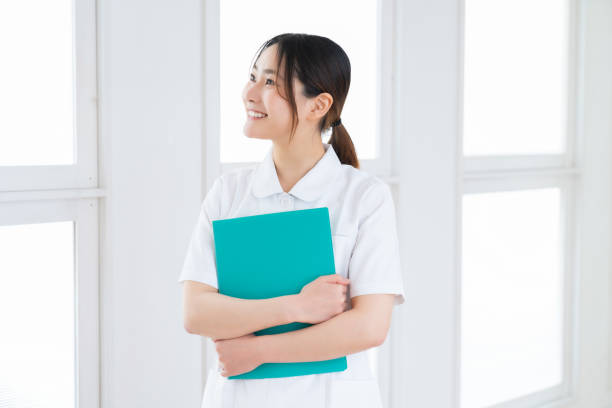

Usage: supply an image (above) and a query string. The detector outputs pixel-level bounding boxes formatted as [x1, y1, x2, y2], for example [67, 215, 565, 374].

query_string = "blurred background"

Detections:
[0, 0, 611, 407]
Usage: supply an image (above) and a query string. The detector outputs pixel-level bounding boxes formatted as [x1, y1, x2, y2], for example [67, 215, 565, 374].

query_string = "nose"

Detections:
[243, 80, 262, 104]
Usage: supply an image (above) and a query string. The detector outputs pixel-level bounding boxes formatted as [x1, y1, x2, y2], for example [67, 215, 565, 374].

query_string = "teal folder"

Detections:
[211, 207, 348, 379]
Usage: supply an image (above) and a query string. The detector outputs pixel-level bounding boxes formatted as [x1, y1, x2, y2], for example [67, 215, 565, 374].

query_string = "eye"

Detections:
[249, 73, 275, 86]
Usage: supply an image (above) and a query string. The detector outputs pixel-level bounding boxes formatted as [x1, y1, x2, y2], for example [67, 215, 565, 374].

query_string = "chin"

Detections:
[243, 129, 269, 140]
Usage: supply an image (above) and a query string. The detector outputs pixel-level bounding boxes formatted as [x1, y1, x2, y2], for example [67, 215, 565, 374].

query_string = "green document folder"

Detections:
[211, 207, 348, 380]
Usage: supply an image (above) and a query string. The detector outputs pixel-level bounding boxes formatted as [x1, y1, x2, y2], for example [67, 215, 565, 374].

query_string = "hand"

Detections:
[213, 333, 264, 377]
[294, 274, 350, 324]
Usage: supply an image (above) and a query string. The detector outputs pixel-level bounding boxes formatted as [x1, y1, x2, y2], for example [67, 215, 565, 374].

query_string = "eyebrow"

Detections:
[253, 63, 283, 78]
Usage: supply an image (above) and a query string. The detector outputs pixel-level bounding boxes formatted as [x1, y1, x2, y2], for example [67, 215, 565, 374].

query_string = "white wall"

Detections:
[98, 1, 205, 406]
[391, 0, 461, 405]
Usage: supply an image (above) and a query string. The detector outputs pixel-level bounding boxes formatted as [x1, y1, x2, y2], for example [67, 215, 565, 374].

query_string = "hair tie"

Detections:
[331, 118, 342, 128]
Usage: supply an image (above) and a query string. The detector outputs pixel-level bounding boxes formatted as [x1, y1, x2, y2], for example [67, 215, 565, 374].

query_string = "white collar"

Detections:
[251, 142, 342, 202]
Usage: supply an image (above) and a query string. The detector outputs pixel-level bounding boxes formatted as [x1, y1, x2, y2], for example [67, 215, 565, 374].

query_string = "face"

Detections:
[241, 43, 314, 143]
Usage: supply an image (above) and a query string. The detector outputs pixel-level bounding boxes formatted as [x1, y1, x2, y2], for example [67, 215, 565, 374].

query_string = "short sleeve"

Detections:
[347, 182, 406, 306]
[177, 177, 223, 289]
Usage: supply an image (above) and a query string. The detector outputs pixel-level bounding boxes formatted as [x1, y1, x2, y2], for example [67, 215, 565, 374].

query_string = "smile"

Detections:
[247, 110, 268, 120]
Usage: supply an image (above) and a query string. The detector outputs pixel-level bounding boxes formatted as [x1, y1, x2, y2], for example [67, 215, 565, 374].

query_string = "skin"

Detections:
[213, 44, 397, 378]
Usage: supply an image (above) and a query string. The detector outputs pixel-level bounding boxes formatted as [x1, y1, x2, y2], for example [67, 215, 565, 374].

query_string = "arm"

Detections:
[183, 281, 301, 341]
[255, 294, 396, 363]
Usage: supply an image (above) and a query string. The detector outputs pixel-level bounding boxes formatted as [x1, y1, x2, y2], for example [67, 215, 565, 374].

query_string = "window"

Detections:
[460, 0, 577, 407]
[214, 0, 394, 177]
[0, 1, 100, 406]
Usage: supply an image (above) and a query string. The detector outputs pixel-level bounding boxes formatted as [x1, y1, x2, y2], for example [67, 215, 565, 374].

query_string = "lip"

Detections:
[247, 108, 267, 115]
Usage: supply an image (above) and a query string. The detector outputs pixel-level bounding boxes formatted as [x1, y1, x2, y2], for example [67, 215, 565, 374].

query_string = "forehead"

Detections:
[252, 44, 280, 73]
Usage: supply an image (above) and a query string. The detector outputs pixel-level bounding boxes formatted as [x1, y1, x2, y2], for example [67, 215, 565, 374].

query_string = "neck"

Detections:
[271, 138, 326, 193]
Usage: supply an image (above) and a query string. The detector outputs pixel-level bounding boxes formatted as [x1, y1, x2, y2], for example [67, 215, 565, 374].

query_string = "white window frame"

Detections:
[0, 0, 101, 406]
[460, 0, 582, 406]
[0, 197, 100, 408]
[0, 0, 98, 191]
[204, 0, 396, 187]
[388, 0, 612, 407]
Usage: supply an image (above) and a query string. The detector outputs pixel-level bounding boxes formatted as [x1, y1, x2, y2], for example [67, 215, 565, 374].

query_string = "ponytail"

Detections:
[328, 120, 359, 169]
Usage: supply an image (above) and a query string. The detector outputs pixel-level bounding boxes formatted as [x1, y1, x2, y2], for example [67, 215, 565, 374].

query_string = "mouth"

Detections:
[247, 110, 268, 120]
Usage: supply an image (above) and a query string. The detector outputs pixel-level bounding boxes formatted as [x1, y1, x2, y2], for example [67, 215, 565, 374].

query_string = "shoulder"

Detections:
[203, 165, 257, 217]
[336, 165, 394, 223]
[339, 164, 392, 200]
[208, 165, 257, 196]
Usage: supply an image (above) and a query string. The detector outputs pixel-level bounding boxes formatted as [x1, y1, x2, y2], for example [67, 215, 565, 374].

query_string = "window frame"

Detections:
[381, 0, 612, 406]
[205, 0, 396, 186]
[458, 0, 591, 406]
[0, 198, 100, 407]
[0, 0, 100, 405]
[0, 0, 98, 191]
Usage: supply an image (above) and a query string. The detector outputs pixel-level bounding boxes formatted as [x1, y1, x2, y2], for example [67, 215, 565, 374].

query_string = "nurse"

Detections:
[179, 33, 406, 408]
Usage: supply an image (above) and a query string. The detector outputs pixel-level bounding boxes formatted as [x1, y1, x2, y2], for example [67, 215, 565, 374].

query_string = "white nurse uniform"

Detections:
[178, 142, 406, 408]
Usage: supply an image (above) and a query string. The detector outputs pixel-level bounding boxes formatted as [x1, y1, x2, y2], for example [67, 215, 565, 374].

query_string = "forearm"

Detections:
[256, 308, 378, 363]
[186, 292, 299, 341]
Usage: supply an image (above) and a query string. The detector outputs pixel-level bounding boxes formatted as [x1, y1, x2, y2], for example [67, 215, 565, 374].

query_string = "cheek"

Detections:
[266, 96, 291, 120]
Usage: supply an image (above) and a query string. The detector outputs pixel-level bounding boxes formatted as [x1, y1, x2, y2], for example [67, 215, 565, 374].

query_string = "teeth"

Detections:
[248, 110, 267, 118]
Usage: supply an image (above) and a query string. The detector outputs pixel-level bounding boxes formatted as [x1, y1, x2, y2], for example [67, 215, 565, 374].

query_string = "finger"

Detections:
[326, 274, 350, 284]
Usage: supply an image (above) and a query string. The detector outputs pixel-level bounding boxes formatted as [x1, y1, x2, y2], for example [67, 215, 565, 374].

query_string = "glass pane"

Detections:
[0, 1, 75, 166]
[463, 0, 568, 155]
[0, 221, 75, 407]
[461, 188, 563, 407]
[220, 0, 377, 163]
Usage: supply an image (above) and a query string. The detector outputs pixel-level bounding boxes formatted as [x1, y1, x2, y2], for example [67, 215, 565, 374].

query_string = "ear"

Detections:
[308, 92, 334, 121]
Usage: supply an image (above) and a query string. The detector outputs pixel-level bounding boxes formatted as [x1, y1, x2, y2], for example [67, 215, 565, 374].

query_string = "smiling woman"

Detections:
[179, 33, 406, 408]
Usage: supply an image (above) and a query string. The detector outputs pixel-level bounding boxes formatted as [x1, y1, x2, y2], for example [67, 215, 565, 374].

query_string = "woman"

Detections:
[179, 33, 406, 408]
